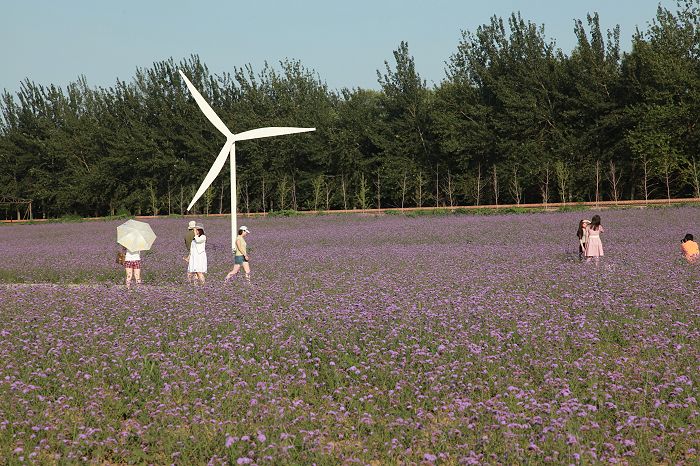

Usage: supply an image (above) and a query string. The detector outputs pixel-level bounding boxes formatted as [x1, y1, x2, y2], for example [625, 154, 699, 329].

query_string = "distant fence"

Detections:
[2, 197, 700, 224]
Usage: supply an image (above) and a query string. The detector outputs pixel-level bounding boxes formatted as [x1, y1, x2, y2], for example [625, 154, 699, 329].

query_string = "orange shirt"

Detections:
[681, 240, 699, 260]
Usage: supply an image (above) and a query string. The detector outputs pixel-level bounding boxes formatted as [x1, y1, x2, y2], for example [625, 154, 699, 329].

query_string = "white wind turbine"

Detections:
[179, 70, 315, 252]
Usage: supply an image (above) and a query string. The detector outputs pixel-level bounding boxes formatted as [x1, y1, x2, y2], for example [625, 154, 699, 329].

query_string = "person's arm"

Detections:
[191, 235, 205, 254]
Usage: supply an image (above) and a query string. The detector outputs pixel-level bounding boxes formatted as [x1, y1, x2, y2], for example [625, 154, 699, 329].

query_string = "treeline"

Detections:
[1, 3, 699, 218]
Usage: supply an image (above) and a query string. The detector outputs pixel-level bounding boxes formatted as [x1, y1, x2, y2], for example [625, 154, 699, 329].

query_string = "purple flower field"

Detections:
[1, 207, 699, 464]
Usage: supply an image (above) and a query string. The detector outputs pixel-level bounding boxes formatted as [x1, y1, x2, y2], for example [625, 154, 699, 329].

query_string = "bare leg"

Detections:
[225, 264, 241, 281]
[134, 268, 141, 284]
[125, 267, 133, 288]
[242, 262, 251, 282]
[185, 255, 192, 283]
[197, 272, 205, 284]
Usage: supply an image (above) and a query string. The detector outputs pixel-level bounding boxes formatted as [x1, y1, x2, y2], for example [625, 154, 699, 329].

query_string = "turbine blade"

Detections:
[187, 139, 234, 211]
[234, 127, 316, 142]
[178, 70, 233, 138]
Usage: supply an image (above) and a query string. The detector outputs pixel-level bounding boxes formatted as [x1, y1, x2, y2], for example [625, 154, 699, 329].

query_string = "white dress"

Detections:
[188, 235, 207, 273]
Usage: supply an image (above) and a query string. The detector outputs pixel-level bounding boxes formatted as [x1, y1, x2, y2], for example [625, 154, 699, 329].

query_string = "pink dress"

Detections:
[585, 225, 604, 257]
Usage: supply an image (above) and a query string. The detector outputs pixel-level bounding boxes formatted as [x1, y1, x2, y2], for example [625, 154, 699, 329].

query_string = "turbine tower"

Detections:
[178, 70, 315, 252]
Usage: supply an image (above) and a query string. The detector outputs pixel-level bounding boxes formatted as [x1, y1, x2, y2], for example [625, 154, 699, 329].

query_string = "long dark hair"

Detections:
[196, 228, 204, 236]
[577, 220, 585, 239]
[590, 215, 601, 231]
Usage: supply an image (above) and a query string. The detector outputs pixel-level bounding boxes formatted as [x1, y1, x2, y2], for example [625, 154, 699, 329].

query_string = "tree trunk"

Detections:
[341, 175, 347, 210]
[540, 165, 550, 205]
[376, 171, 381, 209]
[595, 160, 600, 207]
[261, 176, 266, 213]
[401, 172, 407, 209]
[492, 165, 499, 207]
[475, 163, 482, 206]
[435, 164, 440, 207]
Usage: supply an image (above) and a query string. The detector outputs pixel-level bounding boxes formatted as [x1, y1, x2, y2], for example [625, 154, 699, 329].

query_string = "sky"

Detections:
[1, 0, 678, 94]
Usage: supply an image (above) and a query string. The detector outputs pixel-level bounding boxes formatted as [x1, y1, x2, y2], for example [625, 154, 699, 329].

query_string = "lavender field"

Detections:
[1, 207, 699, 464]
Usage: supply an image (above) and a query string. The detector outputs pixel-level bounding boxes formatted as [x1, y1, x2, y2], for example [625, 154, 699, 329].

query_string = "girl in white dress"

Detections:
[188, 226, 207, 284]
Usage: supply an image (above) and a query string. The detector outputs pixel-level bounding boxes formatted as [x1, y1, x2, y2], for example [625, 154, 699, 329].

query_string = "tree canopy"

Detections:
[2, 2, 699, 218]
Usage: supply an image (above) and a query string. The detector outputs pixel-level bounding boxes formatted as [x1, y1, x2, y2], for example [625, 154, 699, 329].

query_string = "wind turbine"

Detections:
[178, 70, 315, 252]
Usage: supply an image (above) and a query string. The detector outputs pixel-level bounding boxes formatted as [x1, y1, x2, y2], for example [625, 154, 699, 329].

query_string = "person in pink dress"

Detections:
[585, 214, 604, 265]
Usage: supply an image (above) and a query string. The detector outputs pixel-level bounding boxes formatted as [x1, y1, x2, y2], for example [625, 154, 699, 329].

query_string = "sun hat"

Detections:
[188, 220, 196, 229]
[195, 223, 204, 229]
[582, 219, 591, 224]
[240, 225, 250, 233]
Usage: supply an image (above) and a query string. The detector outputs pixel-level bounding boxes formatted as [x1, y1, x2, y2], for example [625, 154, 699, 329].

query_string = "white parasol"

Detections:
[117, 219, 157, 252]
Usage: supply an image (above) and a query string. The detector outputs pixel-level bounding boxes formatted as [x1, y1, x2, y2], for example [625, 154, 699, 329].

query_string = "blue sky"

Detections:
[1, 0, 676, 94]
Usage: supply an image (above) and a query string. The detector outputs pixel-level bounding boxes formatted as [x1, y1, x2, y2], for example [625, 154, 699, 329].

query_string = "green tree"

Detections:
[376, 41, 436, 207]
[622, 0, 700, 199]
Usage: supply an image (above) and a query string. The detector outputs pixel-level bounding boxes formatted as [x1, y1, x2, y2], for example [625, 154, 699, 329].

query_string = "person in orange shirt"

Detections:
[681, 234, 699, 262]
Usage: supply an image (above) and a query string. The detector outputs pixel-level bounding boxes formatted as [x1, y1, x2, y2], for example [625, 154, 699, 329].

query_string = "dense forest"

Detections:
[1, 2, 699, 218]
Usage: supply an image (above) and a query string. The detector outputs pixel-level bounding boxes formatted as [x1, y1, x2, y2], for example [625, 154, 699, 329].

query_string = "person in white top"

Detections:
[123, 247, 142, 288]
[188, 225, 207, 284]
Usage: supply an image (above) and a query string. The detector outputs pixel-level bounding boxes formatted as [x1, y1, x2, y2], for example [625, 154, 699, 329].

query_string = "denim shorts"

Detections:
[234, 255, 248, 265]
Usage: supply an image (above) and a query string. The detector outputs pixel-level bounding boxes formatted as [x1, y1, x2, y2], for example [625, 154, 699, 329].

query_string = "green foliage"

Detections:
[557, 204, 590, 212]
[115, 207, 132, 218]
[407, 208, 452, 217]
[0, 269, 23, 283]
[267, 209, 302, 218]
[453, 207, 544, 216]
[1, 2, 699, 218]
[58, 213, 84, 223]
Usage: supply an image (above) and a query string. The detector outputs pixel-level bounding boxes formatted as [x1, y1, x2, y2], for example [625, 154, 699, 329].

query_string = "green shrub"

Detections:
[557, 204, 589, 212]
[406, 208, 452, 217]
[500, 206, 544, 214]
[0, 269, 24, 283]
[58, 213, 84, 223]
[116, 207, 132, 217]
[268, 209, 302, 218]
[455, 208, 497, 216]
[453, 206, 545, 216]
